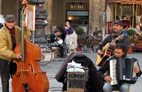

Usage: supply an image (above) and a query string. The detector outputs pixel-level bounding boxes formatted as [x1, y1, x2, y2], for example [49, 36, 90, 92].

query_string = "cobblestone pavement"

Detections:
[0, 52, 142, 92]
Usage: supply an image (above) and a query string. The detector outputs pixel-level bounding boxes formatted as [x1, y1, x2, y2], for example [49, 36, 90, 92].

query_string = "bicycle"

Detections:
[38, 44, 53, 66]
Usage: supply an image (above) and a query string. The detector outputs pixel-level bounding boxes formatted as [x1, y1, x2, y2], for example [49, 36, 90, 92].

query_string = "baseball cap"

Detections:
[5, 15, 16, 22]
[113, 20, 123, 26]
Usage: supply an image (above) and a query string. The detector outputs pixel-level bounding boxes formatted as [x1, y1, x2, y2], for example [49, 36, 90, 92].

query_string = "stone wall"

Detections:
[89, 0, 105, 35]
[0, 0, 105, 34]
[1, 0, 33, 25]
[44, 0, 52, 33]
[40, 0, 106, 34]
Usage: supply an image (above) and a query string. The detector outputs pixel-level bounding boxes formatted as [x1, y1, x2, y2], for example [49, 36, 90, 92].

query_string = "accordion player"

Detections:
[110, 57, 139, 85]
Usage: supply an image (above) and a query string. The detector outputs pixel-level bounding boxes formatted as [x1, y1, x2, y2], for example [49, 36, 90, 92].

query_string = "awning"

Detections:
[121, 1, 142, 5]
[107, 0, 142, 5]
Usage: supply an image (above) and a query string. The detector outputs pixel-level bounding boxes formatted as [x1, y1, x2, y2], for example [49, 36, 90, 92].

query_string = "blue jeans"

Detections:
[103, 82, 130, 92]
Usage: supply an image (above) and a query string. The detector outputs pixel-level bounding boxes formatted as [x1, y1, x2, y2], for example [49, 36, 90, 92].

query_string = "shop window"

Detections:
[66, 10, 89, 25]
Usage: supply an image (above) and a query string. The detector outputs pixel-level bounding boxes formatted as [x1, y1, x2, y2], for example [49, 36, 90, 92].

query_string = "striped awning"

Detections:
[107, 0, 142, 4]
[121, 1, 142, 4]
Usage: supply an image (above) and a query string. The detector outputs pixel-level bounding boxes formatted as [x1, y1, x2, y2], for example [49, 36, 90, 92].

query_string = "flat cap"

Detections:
[113, 20, 123, 26]
[5, 15, 16, 22]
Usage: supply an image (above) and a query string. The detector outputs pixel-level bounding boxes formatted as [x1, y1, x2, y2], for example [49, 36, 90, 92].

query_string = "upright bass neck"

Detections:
[21, 1, 28, 62]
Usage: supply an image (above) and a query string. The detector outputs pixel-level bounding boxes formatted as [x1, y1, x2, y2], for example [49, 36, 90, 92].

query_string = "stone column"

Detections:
[89, 0, 93, 34]
[44, 0, 52, 34]
[89, 0, 105, 35]
[92, 0, 101, 34]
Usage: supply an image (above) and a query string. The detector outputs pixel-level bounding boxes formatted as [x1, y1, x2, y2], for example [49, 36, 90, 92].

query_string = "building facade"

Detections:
[0, 0, 105, 35]
[106, 0, 142, 34]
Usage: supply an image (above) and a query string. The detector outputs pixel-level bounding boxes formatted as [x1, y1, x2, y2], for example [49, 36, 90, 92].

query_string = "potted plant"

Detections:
[76, 27, 84, 38]
[76, 27, 84, 51]
[126, 28, 136, 54]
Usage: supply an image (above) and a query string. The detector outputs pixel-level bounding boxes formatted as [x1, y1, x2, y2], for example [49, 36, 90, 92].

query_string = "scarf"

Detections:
[5, 25, 16, 50]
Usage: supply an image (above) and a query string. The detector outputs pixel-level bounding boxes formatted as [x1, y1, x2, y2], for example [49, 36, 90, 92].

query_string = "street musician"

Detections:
[96, 20, 130, 66]
[0, 15, 31, 92]
[97, 44, 141, 92]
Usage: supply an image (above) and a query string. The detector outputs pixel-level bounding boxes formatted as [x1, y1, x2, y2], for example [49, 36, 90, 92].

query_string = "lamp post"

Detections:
[102, 8, 106, 40]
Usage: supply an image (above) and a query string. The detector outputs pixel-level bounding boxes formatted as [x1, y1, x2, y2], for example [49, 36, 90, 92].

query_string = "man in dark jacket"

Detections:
[50, 30, 64, 57]
[93, 27, 101, 39]
[97, 20, 130, 58]
[51, 30, 61, 43]
[97, 44, 141, 92]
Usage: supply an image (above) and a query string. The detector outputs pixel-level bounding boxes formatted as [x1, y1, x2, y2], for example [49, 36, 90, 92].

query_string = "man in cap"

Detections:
[96, 20, 130, 66]
[0, 15, 31, 92]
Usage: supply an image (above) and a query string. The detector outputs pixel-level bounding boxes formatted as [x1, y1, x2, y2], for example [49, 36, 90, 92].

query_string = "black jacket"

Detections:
[96, 34, 130, 52]
[50, 34, 58, 43]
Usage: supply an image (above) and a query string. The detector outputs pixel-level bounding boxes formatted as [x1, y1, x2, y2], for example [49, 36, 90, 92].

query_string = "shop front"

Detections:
[66, 2, 89, 33]
[51, 0, 105, 34]
[0, 0, 106, 35]
[51, 0, 89, 34]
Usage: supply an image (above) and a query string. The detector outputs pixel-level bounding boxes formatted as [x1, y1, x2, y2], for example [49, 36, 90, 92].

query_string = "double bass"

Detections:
[12, 0, 49, 92]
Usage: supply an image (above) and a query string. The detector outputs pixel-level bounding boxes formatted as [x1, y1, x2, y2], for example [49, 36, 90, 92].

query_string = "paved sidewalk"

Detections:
[0, 52, 142, 92]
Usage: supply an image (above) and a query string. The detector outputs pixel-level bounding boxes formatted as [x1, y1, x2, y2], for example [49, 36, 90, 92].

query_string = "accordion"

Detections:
[110, 57, 138, 85]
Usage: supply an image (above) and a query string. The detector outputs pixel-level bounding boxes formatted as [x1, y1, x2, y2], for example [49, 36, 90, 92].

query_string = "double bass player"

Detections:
[0, 15, 31, 92]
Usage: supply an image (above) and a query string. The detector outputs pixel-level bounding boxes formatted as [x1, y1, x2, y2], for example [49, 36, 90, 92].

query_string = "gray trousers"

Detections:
[0, 58, 10, 92]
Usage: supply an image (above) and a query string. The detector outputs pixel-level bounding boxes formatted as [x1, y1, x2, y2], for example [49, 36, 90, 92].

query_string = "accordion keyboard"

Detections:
[110, 59, 118, 85]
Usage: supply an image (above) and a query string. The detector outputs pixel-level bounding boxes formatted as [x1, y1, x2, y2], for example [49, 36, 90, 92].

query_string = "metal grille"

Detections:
[67, 72, 85, 89]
